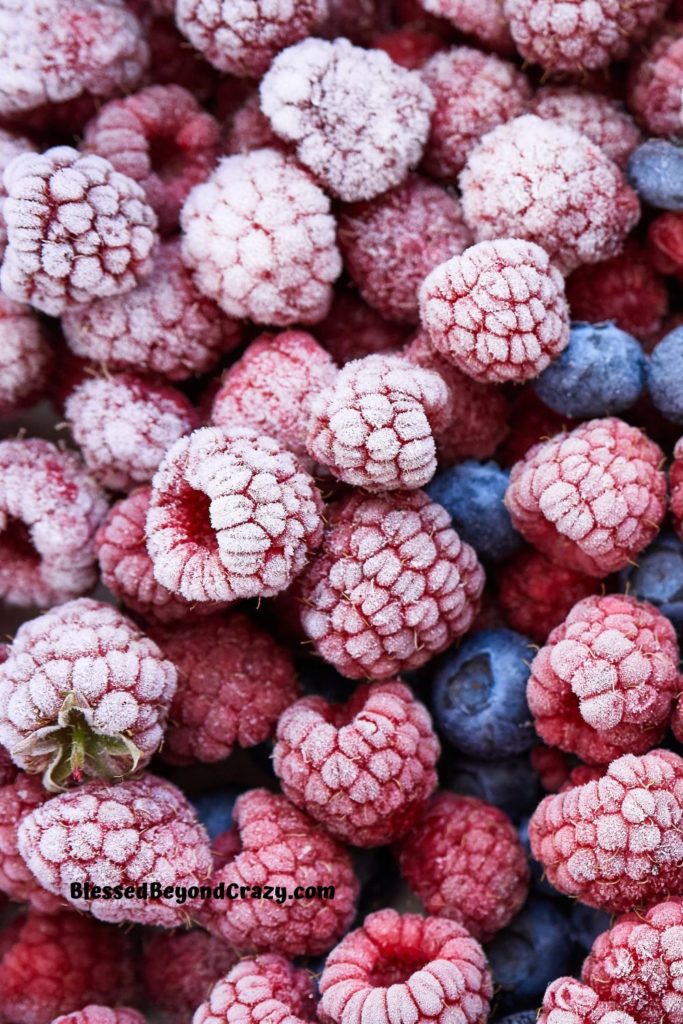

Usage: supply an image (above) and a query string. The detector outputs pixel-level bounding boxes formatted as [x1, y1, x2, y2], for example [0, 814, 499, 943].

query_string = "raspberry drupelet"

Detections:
[504, 418, 667, 578]
[260, 38, 434, 202]
[146, 426, 323, 604]
[338, 175, 472, 325]
[0, 296, 53, 418]
[671, 438, 683, 542]
[17, 774, 213, 926]
[82, 84, 220, 234]
[180, 148, 341, 326]
[397, 793, 529, 941]
[299, 490, 484, 678]
[415, 0, 515, 54]
[0, 598, 177, 789]
[306, 354, 449, 491]
[142, 930, 238, 1024]
[0, 773, 63, 912]
[65, 372, 198, 492]
[528, 594, 681, 765]
[497, 549, 599, 643]
[202, 789, 359, 957]
[316, 289, 409, 365]
[61, 240, 242, 382]
[0, 129, 35, 261]
[318, 909, 492, 1024]
[530, 87, 641, 170]
[628, 22, 683, 138]
[193, 955, 318, 1024]
[539, 978, 637, 1024]
[528, 748, 683, 913]
[0, 438, 108, 608]
[273, 681, 440, 847]
[460, 115, 640, 276]
[51, 1009, 146, 1024]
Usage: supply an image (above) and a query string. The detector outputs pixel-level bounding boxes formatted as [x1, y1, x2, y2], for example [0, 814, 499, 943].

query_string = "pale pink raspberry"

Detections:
[414, 0, 515, 54]
[181, 149, 341, 325]
[503, 0, 667, 71]
[460, 115, 641, 275]
[671, 437, 683, 542]
[531, 86, 642, 169]
[260, 38, 434, 202]
[142, 930, 238, 1024]
[51, 1009, 146, 1024]
[224, 91, 281, 155]
[146, 426, 324, 604]
[211, 331, 338, 462]
[0, 773, 63, 912]
[273, 681, 440, 847]
[1, 146, 158, 316]
[338, 175, 472, 325]
[82, 84, 220, 234]
[202, 789, 359, 957]
[539, 978, 637, 1024]
[65, 372, 198, 492]
[298, 490, 484, 679]
[0, 439, 108, 608]
[17, 774, 212, 926]
[628, 22, 683, 137]
[315, 288, 409, 365]
[61, 240, 242, 382]
[528, 748, 683, 913]
[504, 418, 667, 578]
[0, 295, 53, 418]
[0, 129, 36, 261]
[0, 598, 177, 790]
[193, 955, 317, 1024]
[318, 909, 492, 1024]
[420, 48, 531, 181]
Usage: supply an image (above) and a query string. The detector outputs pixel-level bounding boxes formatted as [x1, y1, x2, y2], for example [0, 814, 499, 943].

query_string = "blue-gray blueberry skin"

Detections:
[628, 140, 683, 210]
[619, 531, 683, 642]
[191, 789, 238, 839]
[647, 327, 683, 423]
[443, 751, 542, 825]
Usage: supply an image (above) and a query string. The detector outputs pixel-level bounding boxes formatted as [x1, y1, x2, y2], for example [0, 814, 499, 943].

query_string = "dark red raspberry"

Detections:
[0, 296, 53, 418]
[539, 978, 637, 1024]
[373, 26, 444, 69]
[52, 1009, 145, 1024]
[671, 437, 683, 543]
[414, 0, 515, 54]
[224, 91, 281, 155]
[648, 212, 683, 279]
[142, 930, 238, 1024]
[139, 13, 217, 102]
[531, 744, 575, 793]
[0, 773, 62, 912]
[628, 21, 683, 137]
[0, 129, 35, 261]
[193, 954, 318, 1024]
[530, 86, 641, 169]
[315, 289, 409, 365]
[397, 792, 529, 941]
[496, 387, 573, 469]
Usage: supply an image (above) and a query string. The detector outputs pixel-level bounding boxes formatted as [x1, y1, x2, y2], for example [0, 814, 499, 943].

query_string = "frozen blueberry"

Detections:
[191, 789, 238, 839]
[534, 322, 645, 417]
[628, 140, 683, 210]
[432, 628, 536, 759]
[619, 532, 683, 640]
[426, 460, 521, 563]
[568, 902, 612, 954]
[647, 327, 683, 422]
[444, 752, 542, 823]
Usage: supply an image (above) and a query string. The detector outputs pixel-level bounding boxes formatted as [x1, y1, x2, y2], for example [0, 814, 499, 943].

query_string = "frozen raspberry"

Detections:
[193, 954, 317, 1024]
[648, 212, 683, 279]
[315, 289, 409, 365]
[531, 87, 641, 170]
[273, 681, 440, 847]
[224, 91, 281, 155]
[17, 774, 212, 926]
[298, 490, 484, 678]
[460, 115, 641, 276]
[51, 1009, 145, 1024]
[415, 0, 514, 54]
[0, 773, 63, 912]
[496, 387, 571, 469]
[0, 0, 148, 118]
[142, 930, 238, 1024]
[671, 437, 683, 542]
[498, 549, 599, 643]
[319, 909, 492, 1024]
[147, 426, 323, 604]
[420, 48, 530, 181]
[82, 85, 220, 235]
[504, 418, 667, 578]
[0, 911, 137, 1024]
[0, 296, 53, 418]
[0, 439, 108, 608]
[338, 175, 472, 325]
[528, 748, 683, 912]
[318, 0, 391, 44]
[306, 354, 449, 491]
[504, 0, 666, 72]
[0, 598, 177, 789]
[539, 978, 637, 1024]
[628, 22, 683, 137]
[211, 331, 337, 462]
[528, 594, 681, 765]
[140, 14, 217, 102]
[260, 38, 433, 202]
[202, 789, 359, 957]
[373, 27, 443, 69]
[181, 149, 340, 326]
[0, 130, 35, 261]
[1, 146, 158, 317]
[65, 372, 198, 492]
[62, 240, 241, 383]
[531, 744, 575, 793]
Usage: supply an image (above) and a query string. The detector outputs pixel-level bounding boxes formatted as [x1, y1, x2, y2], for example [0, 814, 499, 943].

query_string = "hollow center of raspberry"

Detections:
[368, 949, 429, 987]
[172, 485, 217, 550]
[148, 134, 186, 181]
[0, 517, 39, 565]
[444, 653, 492, 714]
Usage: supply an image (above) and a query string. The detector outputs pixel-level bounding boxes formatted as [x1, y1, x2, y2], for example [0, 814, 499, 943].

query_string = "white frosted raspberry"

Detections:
[530, 86, 641, 169]
[180, 148, 341, 326]
[1, 146, 158, 316]
[416, 0, 515, 54]
[0, 296, 52, 418]
[0, 130, 36, 261]
[260, 37, 434, 201]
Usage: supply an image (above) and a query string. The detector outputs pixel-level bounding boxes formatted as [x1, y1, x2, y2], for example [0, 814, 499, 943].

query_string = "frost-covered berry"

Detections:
[306, 354, 449, 491]
[65, 372, 198, 492]
[0, 439, 108, 608]
[1, 147, 158, 316]
[224, 90, 281, 155]
[420, 48, 531, 181]
[338, 175, 472, 325]
[529, 748, 683, 912]
[316, 288, 409, 365]
[0, 598, 177, 790]
[628, 21, 683, 138]
[628, 139, 683, 211]
[51, 1009, 145, 1024]
[420, 239, 570, 384]
[260, 38, 434, 202]
[0, 296, 52, 418]
[62, 240, 242, 382]
[415, 0, 515, 54]
[0, 774, 62, 912]
[0, 130, 35, 261]
[17, 774, 212, 926]
[460, 115, 641, 275]
[193, 955, 317, 1024]
[498, 549, 598, 643]
[318, 909, 492, 1024]
[539, 978, 637, 1024]
[152, 613, 299, 765]
[202, 789, 359, 957]
[373, 25, 443, 69]
[273, 681, 440, 847]
[672, 438, 683, 541]
[181, 148, 341, 326]
[298, 490, 484, 678]
[649, 212, 683, 278]
[142, 930, 238, 1024]
[504, 418, 667, 578]
[82, 84, 220, 234]
[530, 87, 641, 170]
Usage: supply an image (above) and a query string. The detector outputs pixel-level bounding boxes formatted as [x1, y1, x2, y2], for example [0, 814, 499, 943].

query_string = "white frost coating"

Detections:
[0, 296, 52, 417]
[0, 129, 36, 261]
[531, 86, 641, 169]
[260, 37, 434, 201]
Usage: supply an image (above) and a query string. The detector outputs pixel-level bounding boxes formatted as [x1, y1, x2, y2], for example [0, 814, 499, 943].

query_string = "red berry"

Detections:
[51, 1009, 145, 1024]
[315, 289, 409, 365]
[0, 295, 53, 418]
[539, 977, 637, 1024]
[193, 954, 318, 1024]
[671, 437, 683, 542]
[648, 212, 683, 279]
[415, 0, 515, 54]
[224, 91, 281, 156]
[628, 21, 683, 137]
[142, 930, 238, 1024]
[373, 26, 444, 69]
[496, 387, 572, 469]
[530, 86, 641, 169]
[0, 773, 62, 912]
[0, 129, 35, 261]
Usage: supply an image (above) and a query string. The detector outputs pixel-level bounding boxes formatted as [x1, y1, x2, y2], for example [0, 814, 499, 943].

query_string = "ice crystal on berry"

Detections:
[142, 930, 238, 1024]
[416, 0, 515, 54]
[0, 773, 62, 912]
[531, 87, 641, 170]
[193, 954, 318, 1024]
[539, 978, 637, 1024]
